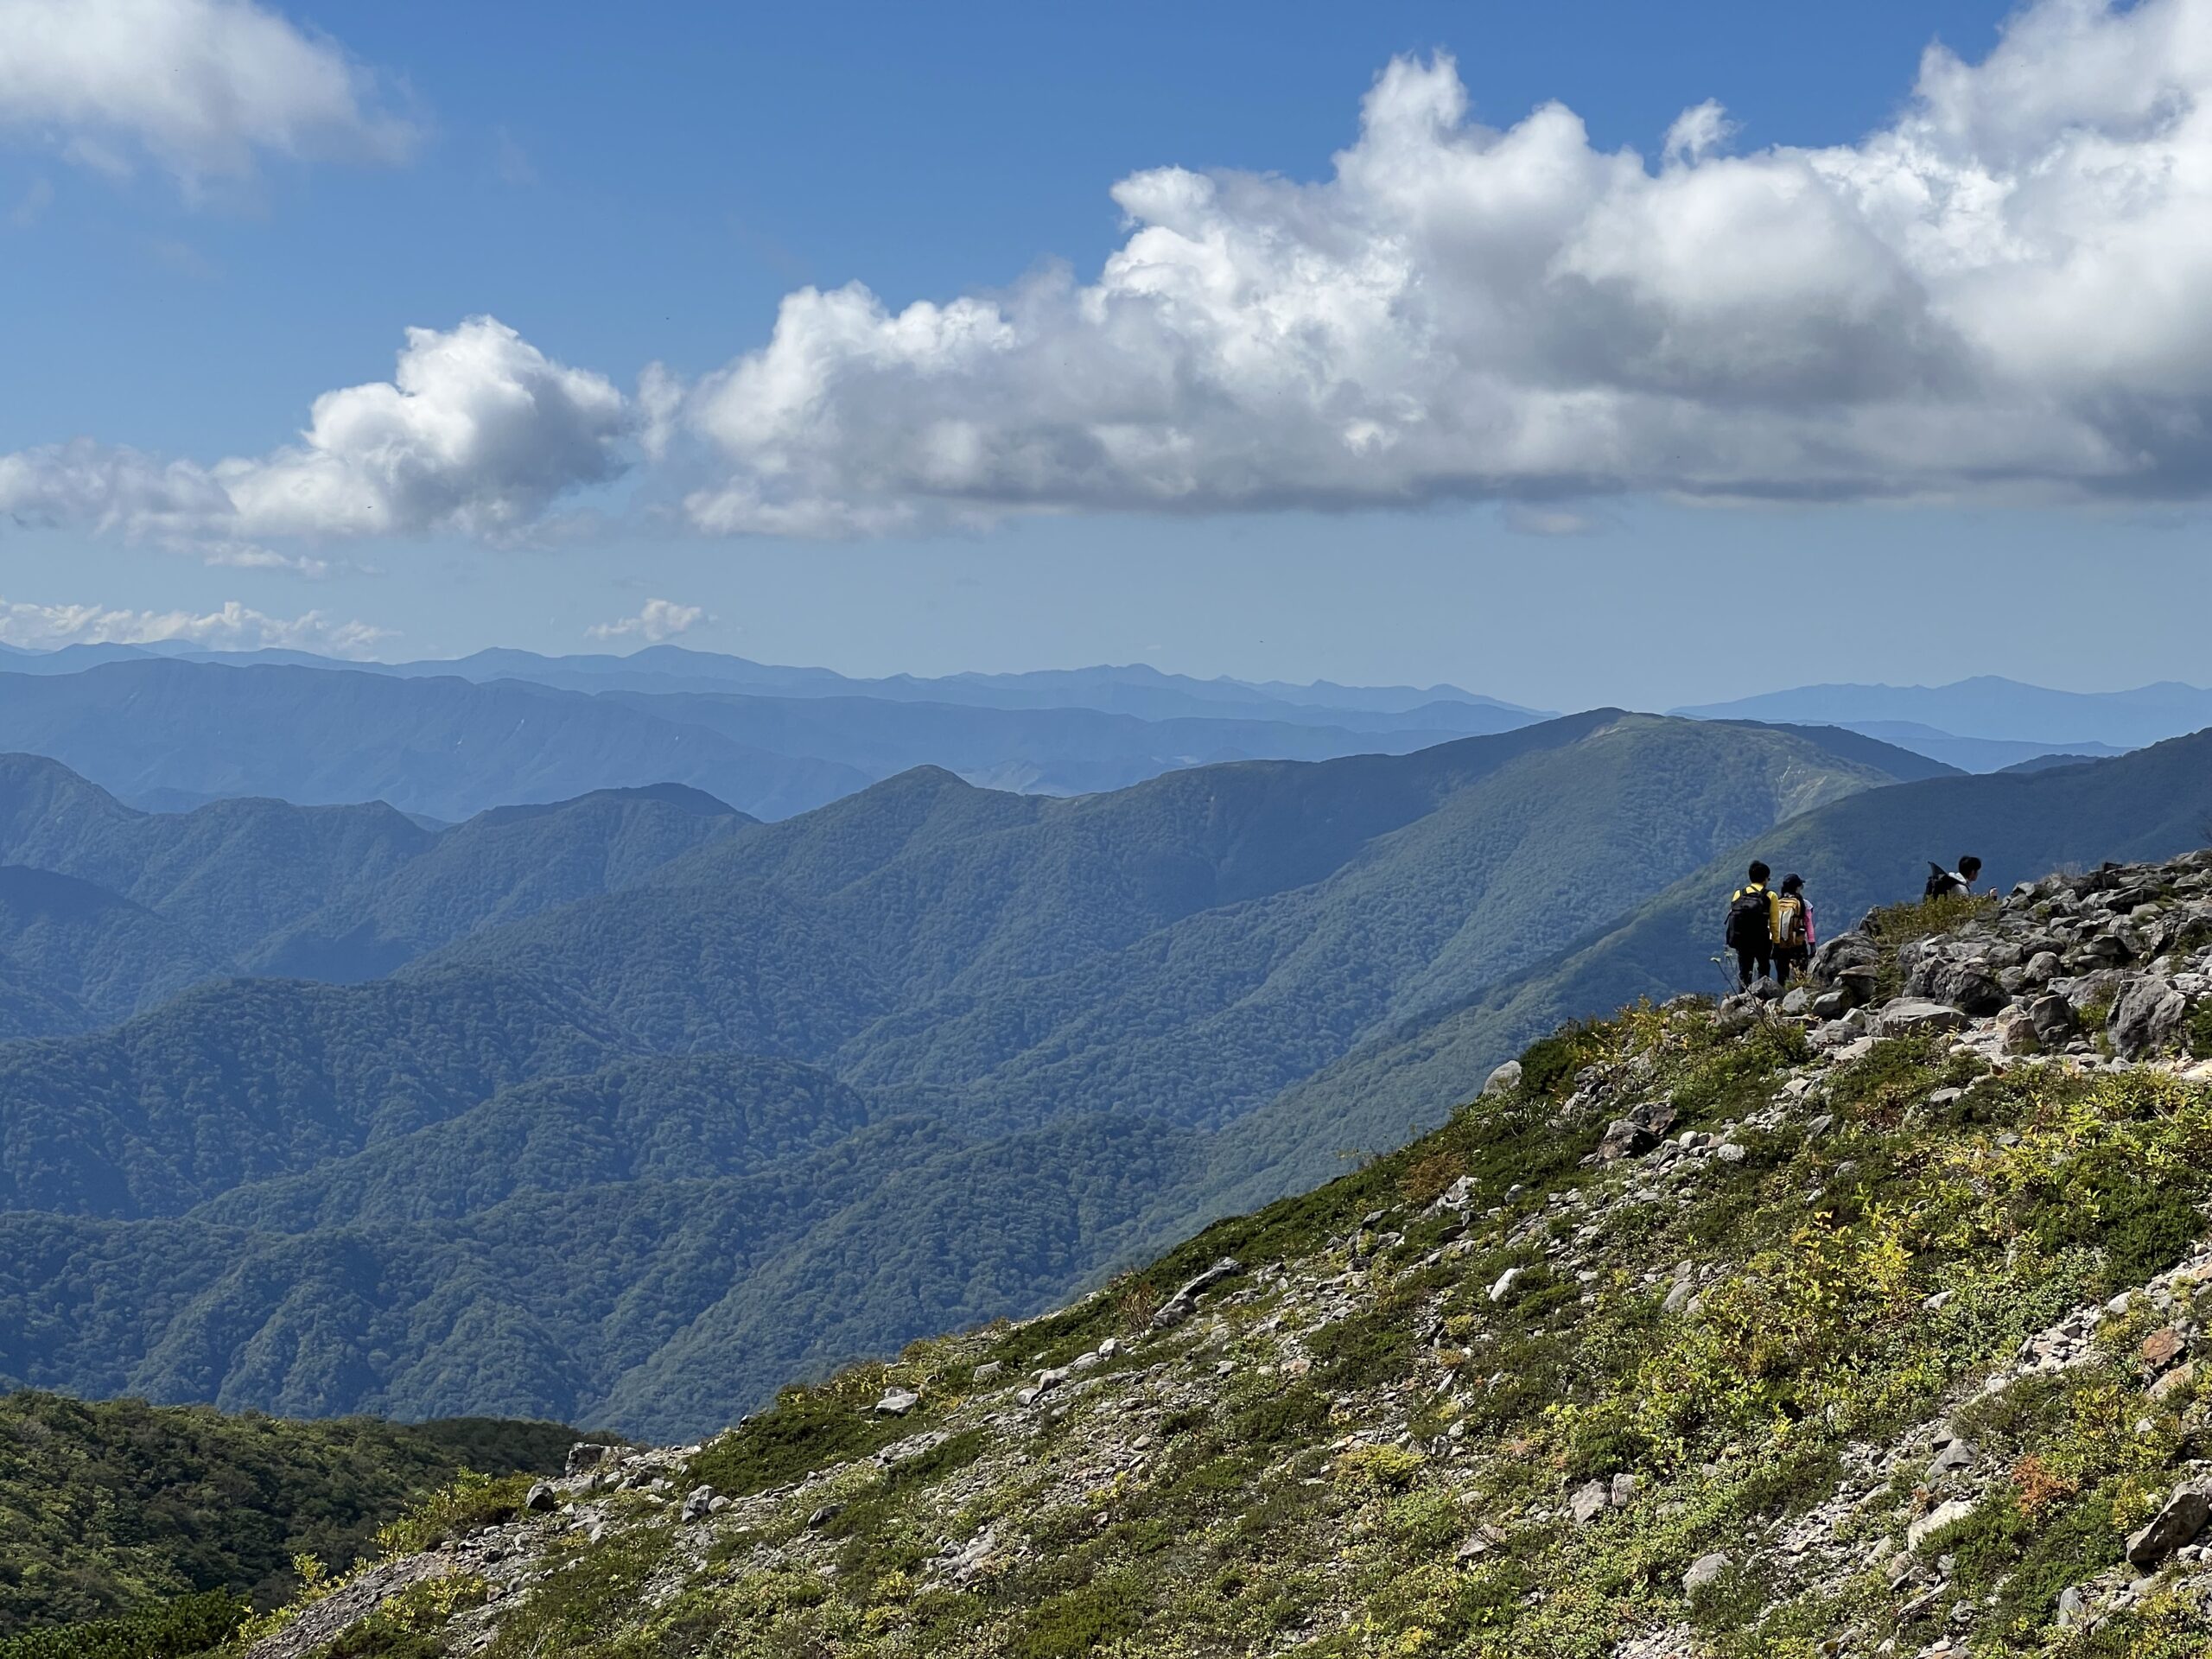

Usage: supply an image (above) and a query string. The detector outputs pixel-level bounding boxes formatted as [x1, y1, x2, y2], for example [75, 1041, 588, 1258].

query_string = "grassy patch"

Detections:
[688, 1373, 914, 1497]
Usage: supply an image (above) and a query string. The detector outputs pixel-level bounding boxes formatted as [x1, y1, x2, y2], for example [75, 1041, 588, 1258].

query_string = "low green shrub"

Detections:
[0, 1591, 246, 1659]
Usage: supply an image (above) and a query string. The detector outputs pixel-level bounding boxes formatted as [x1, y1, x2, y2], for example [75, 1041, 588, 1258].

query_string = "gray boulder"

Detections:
[2124, 1482, 2212, 1567]
[1877, 998, 1967, 1038]
[1683, 1552, 1732, 1593]
[1152, 1257, 1243, 1328]
[1481, 1060, 1523, 1096]
[2107, 976, 2187, 1060]
[1939, 962, 2007, 1016]
[2029, 994, 2081, 1046]
[1812, 933, 1879, 981]
[1569, 1479, 1610, 1527]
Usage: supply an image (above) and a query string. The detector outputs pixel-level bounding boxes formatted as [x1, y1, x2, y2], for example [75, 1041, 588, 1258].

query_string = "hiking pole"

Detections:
[1710, 953, 1738, 998]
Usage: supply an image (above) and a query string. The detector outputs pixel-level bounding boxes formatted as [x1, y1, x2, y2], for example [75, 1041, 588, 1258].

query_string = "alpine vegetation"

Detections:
[151, 848, 2212, 1658]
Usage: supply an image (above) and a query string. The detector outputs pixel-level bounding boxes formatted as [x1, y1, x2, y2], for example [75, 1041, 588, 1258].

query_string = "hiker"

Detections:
[1725, 861, 1780, 989]
[1772, 874, 1815, 987]
[1924, 855, 1984, 900]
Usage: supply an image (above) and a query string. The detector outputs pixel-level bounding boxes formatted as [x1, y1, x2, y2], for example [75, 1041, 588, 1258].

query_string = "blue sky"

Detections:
[3, 0, 2209, 709]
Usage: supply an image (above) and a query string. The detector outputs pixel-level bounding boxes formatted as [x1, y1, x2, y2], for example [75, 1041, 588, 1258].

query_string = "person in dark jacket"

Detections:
[1725, 861, 1780, 989]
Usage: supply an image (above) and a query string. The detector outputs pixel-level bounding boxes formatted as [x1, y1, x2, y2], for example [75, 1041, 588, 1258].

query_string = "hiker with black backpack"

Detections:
[1924, 855, 1984, 900]
[1772, 874, 1815, 987]
[1725, 861, 1781, 990]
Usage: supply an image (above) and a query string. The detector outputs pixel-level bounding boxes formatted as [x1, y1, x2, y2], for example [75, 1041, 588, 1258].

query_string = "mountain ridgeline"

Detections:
[0, 711, 1960, 1437]
[30, 846, 2212, 1659]
[0, 708, 2204, 1444]
[0, 654, 1541, 822]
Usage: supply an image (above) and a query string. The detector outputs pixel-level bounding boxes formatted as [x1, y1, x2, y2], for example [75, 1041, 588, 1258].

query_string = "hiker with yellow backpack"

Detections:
[1771, 874, 1815, 987]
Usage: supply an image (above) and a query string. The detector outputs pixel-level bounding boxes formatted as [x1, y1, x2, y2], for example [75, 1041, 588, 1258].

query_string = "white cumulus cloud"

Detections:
[0, 317, 631, 548]
[647, 0, 2212, 529]
[20, 0, 2212, 548]
[0, 596, 391, 656]
[588, 598, 709, 644]
[0, 0, 418, 185]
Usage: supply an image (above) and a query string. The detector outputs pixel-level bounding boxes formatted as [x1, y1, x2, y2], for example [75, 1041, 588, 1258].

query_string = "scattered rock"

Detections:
[1683, 1552, 1732, 1593]
[1152, 1257, 1243, 1329]
[1569, 1479, 1610, 1526]
[1926, 1439, 1974, 1480]
[2029, 993, 2082, 1046]
[1909, 1497, 1974, 1550]
[2108, 976, 2187, 1060]
[875, 1388, 921, 1416]
[2141, 1326, 2186, 1369]
[524, 1483, 558, 1514]
[2124, 1483, 2212, 1567]
[1878, 999, 1968, 1039]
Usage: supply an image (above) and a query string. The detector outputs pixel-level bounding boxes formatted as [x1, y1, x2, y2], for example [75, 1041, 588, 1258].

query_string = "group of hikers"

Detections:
[1723, 854, 1985, 991]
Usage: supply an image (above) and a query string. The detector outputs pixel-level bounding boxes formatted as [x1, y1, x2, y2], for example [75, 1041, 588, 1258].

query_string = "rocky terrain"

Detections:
[212, 853, 2212, 1657]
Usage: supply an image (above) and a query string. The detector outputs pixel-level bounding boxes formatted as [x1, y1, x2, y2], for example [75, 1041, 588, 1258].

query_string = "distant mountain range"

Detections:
[0, 640, 1542, 727]
[0, 713, 1945, 1436]
[1676, 673, 2212, 766]
[1, 643, 2209, 1440]
[0, 653, 1546, 820]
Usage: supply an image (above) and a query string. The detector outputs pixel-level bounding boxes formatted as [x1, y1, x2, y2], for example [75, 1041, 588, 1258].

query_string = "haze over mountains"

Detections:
[0, 711, 1943, 1436]
[0, 646, 2200, 832]
[0, 650, 1545, 821]
[0, 642, 2208, 1440]
[1676, 675, 2212, 770]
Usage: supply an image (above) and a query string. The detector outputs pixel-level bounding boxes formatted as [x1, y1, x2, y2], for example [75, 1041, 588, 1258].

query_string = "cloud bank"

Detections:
[0, 597, 391, 655]
[0, 0, 417, 183]
[15, 0, 2212, 546]
[588, 599, 709, 644]
[0, 318, 630, 545]
[668, 0, 2212, 527]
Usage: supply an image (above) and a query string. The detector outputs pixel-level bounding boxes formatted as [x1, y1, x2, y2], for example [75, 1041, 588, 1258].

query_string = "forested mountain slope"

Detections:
[0, 760, 748, 1028]
[0, 1391, 576, 1635]
[103, 853, 2212, 1659]
[1225, 723, 2212, 1209]
[0, 715, 1948, 1434]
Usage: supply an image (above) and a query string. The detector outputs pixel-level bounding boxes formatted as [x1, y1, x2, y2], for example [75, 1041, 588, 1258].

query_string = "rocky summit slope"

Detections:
[222, 853, 2212, 1659]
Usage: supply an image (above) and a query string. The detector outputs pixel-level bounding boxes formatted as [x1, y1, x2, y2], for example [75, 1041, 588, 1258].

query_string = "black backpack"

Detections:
[1725, 887, 1768, 949]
